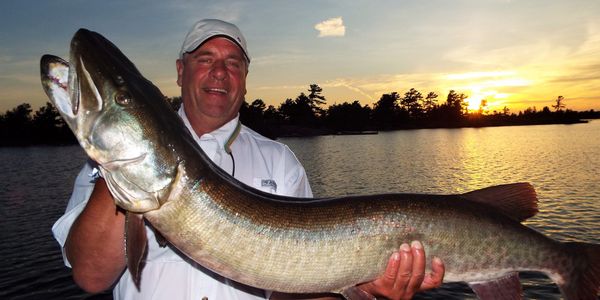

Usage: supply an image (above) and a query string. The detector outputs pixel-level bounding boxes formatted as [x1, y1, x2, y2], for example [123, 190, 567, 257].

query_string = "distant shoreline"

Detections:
[1, 116, 597, 147]
[274, 118, 594, 138]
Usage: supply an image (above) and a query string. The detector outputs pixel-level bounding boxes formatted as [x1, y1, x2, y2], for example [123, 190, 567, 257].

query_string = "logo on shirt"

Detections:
[261, 179, 277, 192]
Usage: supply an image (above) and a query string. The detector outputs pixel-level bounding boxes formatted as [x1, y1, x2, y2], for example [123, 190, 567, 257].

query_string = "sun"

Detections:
[445, 70, 530, 113]
[466, 95, 484, 112]
[465, 87, 516, 113]
[465, 90, 495, 112]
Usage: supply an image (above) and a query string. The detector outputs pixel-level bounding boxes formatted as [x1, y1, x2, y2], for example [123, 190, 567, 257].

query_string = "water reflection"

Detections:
[284, 121, 600, 242]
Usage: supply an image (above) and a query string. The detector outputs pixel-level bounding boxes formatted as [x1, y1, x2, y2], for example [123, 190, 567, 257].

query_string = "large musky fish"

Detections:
[40, 29, 600, 299]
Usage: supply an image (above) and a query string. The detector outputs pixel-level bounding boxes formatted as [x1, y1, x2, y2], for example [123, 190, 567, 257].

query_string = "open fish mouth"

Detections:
[40, 55, 76, 119]
[40, 54, 93, 138]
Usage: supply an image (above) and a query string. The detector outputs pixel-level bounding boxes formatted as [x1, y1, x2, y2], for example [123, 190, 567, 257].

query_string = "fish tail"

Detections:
[556, 242, 600, 300]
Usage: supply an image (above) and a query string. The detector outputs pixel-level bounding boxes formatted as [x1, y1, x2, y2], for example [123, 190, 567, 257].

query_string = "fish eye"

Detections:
[115, 91, 131, 106]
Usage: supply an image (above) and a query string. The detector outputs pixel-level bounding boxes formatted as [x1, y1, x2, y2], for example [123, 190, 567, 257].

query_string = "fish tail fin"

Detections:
[556, 242, 600, 300]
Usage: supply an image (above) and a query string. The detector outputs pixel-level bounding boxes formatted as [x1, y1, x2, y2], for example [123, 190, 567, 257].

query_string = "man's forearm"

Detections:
[65, 178, 127, 293]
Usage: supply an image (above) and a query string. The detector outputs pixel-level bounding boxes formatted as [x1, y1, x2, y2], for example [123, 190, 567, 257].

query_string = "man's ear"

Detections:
[176, 59, 184, 87]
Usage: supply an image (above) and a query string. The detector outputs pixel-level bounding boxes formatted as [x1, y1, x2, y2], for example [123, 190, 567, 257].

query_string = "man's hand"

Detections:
[356, 241, 445, 300]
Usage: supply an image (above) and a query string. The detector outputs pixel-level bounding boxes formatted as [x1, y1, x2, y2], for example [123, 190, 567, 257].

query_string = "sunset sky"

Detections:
[2, 0, 600, 114]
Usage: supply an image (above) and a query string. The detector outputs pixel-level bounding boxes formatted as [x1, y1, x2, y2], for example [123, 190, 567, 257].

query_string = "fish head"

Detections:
[40, 29, 184, 212]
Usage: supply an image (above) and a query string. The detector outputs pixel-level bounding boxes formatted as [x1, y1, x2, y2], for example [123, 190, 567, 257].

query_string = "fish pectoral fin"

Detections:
[461, 182, 538, 222]
[468, 272, 522, 300]
[125, 212, 148, 290]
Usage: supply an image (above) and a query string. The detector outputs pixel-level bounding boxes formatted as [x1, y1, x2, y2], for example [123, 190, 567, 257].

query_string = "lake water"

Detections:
[1, 121, 599, 299]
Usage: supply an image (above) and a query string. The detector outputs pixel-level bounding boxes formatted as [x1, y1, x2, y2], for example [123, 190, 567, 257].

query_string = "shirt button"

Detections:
[202, 297, 208, 300]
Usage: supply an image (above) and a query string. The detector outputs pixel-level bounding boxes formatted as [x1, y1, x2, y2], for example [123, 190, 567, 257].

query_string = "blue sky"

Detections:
[2, 0, 600, 113]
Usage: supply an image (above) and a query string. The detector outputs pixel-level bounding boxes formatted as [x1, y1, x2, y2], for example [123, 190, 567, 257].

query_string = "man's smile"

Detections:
[204, 87, 228, 95]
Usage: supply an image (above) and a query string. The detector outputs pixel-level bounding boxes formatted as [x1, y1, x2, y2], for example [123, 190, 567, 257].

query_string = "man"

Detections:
[52, 19, 444, 299]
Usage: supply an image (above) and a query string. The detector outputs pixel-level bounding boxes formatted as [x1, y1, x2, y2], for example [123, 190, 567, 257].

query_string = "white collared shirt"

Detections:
[52, 105, 313, 300]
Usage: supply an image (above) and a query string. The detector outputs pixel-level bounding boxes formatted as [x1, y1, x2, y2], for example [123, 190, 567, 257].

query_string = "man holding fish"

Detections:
[52, 19, 444, 299]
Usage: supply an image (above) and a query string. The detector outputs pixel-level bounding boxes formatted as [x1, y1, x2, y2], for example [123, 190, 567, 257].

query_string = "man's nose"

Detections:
[210, 60, 227, 80]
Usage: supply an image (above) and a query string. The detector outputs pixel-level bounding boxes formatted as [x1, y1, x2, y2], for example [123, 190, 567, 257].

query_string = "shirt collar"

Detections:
[177, 104, 240, 151]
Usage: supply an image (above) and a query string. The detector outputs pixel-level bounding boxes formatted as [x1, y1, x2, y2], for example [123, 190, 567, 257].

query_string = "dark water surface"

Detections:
[1, 121, 599, 299]
[0, 146, 107, 299]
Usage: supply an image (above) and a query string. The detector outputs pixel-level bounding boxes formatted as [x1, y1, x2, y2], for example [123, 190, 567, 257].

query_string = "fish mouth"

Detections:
[40, 47, 104, 138]
[41, 28, 148, 139]
[73, 55, 103, 114]
[40, 55, 76, 121]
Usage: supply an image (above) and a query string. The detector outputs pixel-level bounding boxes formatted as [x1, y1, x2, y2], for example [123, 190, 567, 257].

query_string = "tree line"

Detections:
[237, 84, 599, 138]
[1, 84, 599, 146]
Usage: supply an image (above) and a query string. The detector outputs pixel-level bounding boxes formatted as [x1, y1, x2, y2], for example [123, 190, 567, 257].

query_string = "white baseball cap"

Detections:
[179, 19, 250, 63]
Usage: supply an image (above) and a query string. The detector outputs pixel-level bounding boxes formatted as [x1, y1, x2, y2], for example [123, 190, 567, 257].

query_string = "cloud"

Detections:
[315, 73, 443, 104]
[321, 78, 375, 102]
[314, 17, 345, 38]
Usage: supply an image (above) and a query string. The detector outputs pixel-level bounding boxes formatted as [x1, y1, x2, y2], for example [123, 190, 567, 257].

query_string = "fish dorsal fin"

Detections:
[468, 272, 523, 300]
[461, 183, 538, 222]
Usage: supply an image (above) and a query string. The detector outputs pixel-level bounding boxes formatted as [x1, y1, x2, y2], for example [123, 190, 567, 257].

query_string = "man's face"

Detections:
[176, 37, 248, 128]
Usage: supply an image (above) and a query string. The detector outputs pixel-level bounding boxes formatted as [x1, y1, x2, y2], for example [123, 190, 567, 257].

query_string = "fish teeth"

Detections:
[49, 75, 68, 91]
[48, 62, 69, 90]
